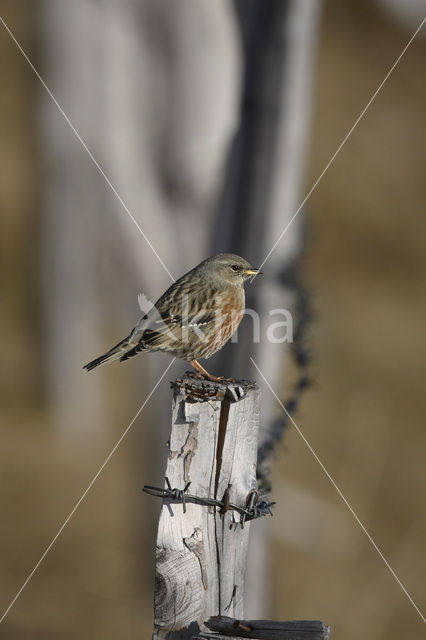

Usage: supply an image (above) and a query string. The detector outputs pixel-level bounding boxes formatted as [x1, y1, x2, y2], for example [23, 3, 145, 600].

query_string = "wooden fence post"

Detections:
[146, 374, 329, 640]
[150, 375, 260, 639]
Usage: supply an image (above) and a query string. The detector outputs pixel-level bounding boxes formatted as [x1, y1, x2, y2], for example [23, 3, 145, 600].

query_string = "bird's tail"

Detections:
[83, 334, 136, 371]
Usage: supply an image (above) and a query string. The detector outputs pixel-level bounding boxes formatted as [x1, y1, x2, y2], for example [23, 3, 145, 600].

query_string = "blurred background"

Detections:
[0, 1, 425, 639]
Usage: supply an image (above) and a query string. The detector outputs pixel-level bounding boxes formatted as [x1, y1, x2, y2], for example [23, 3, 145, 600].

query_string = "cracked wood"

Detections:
[152, 376, 260, 640]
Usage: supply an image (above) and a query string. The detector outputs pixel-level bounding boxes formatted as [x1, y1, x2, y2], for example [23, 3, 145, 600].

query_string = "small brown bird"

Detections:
[83, 253, 261, 380]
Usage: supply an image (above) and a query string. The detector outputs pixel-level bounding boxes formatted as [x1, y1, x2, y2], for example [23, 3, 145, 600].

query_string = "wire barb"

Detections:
[143, 477, 275, 527]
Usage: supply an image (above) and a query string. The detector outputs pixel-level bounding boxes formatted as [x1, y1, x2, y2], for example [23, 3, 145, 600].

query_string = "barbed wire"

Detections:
[257, 255, 313, 492]
[143, 477, 275, 528]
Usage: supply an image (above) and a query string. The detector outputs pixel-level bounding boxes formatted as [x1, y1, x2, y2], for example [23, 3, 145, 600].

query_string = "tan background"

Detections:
[0, 1, 425, 639]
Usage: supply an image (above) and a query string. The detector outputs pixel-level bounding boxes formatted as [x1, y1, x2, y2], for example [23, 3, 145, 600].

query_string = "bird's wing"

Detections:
[142, 309, 218, 351]
[132, 281, 221, 352]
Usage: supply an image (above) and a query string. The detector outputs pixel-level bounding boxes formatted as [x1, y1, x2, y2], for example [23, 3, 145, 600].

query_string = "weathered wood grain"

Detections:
[196, 614, 330, 639]
[152, 375, 260, 640]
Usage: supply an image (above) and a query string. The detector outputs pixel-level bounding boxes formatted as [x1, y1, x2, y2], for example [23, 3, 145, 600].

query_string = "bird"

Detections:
[83, 253, 261, 381]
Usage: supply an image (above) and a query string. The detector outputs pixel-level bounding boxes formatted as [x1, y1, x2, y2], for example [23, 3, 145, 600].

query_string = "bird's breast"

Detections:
[201, 287, 245, 358]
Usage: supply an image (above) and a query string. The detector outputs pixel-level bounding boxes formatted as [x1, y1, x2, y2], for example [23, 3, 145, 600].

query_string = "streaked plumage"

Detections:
[83, 253, 261, 380]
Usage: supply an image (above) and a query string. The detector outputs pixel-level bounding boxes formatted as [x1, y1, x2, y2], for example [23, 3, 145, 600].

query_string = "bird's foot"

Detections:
[188, 360, 225, 383]
[205, 373, 225, 383]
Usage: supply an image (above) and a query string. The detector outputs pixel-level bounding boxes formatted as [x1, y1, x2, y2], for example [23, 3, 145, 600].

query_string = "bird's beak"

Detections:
[244, 268, 262, 276]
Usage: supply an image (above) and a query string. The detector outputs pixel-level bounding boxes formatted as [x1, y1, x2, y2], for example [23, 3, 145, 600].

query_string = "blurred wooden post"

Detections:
[152, 376, 260, 640]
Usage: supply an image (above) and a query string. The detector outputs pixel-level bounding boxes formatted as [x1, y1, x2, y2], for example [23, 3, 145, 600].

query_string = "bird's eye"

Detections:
[230, 264, 240, 272]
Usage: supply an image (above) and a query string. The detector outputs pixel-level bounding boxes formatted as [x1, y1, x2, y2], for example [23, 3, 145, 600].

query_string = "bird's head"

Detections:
[202, 253, 262, 286]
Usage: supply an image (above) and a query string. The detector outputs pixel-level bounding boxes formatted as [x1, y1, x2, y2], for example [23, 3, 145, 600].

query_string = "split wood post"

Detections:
[151, 375, 261, 640]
